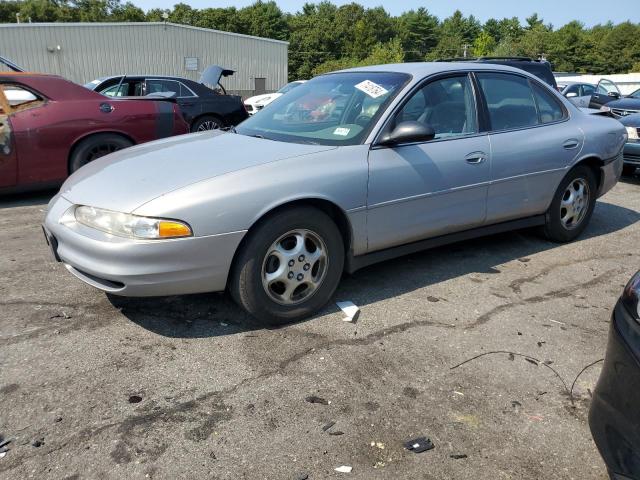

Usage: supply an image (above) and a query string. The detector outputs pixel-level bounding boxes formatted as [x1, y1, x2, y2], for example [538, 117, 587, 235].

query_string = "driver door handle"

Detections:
[465, 152, 487, 164]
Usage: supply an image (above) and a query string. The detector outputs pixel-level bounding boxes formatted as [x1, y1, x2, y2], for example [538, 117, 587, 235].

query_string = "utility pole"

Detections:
[462, 44, 470, 58]
[15, 12, 20, 24]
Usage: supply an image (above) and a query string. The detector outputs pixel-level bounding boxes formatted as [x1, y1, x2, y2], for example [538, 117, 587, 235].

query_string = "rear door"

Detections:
[0, 85, 17, 188]
[145, 78, 197, 124]
[589, 79, 621, 109]
[475, 72, 583, 223]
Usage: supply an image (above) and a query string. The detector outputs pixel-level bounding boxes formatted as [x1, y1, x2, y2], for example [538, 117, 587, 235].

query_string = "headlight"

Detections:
[74, 206, 192, 239]
[626, 126, 640, 140]
[621, 271, 640, 320]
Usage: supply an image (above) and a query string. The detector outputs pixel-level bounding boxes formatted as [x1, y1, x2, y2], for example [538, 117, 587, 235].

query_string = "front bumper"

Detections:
[43, 195, 246, 297]
[623, 141, 640, 167]
[589, 301, 640, 480]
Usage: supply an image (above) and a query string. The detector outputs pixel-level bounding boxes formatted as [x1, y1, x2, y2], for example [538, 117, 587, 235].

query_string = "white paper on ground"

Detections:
[336, 301, 360, 322]
[335, 465, 353, 473]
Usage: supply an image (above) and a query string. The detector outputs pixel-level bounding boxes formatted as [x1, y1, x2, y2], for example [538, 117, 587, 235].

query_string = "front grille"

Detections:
[612, 108, 640, 118]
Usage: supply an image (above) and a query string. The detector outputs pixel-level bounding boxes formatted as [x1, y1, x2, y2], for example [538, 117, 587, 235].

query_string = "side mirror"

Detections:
[378, 121, 436, 146]
[566, 92, 578, 98]
[608, 91, 621, 99]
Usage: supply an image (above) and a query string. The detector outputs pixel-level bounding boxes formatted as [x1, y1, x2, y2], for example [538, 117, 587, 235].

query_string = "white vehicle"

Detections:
[244, 80, 306, 115]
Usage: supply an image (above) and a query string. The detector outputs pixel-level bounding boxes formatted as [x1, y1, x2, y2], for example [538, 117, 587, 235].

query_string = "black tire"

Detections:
[622, 164, 636, 176]
[543, 165, 597, 242]
[191, 115, 225, 133]
[69, 134, 133, 173]
[229, 206, 345, 326]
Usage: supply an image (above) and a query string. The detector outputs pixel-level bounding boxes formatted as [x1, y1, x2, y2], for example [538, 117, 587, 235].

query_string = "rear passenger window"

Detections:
[532, 83, 565, 123]
[477, 73, 538, 131]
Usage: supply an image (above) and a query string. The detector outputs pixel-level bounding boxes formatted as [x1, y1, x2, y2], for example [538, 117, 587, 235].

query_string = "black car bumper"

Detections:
[589, 302, 640, 480]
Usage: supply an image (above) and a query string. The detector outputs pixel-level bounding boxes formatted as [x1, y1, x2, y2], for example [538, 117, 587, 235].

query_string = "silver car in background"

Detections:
[44, 63, 627, 324]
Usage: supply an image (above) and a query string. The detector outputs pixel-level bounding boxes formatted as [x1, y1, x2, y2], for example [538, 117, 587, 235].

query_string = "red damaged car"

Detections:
[0, 72, 189, 193]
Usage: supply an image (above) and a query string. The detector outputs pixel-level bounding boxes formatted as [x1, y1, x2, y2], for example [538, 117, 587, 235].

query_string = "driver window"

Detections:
[396, 75, 478, 140]
[0, 84, 43, 112]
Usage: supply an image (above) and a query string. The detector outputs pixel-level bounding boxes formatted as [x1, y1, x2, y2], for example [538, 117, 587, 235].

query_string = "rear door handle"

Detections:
[563, 139, 580, 150]
[465, 152, 487, 164]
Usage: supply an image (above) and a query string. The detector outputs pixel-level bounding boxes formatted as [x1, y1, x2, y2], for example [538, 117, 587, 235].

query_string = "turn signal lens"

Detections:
[159, 221, 192, 238]
[74, 205, 192, 240]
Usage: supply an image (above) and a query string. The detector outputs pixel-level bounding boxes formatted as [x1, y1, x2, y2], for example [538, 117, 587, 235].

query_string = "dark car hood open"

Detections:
[199, 65, 235, 86]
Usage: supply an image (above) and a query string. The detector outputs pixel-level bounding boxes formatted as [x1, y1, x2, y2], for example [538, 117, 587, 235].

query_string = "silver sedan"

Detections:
[44, 63, 627, 324]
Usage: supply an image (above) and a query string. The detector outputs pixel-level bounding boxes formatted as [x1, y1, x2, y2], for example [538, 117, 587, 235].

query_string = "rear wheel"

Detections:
[543, 165, 597, 242]
[69, 134, 133, 173]
[191, 115, 224, 132]
[229, 206, 344, 325]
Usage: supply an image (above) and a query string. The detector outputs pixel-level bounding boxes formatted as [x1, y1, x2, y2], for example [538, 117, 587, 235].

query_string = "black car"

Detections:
[588, 79, 640, 117]
[619, 114, 640, 175]
[85, 65, 248, 132]
[440, 57, 558, 90]
[590, 271, 640, 480]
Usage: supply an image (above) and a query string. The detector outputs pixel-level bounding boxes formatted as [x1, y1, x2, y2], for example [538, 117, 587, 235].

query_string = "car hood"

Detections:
[607, 98, 640, 110]
[245, 93, 281, 104]
[60, 131, 335, 213]
[619, 113, 640, 127]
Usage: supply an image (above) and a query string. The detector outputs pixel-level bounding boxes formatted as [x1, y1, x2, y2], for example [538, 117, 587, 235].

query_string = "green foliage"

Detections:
[312, 37, 404, 75]
[1, 1, 639, 78]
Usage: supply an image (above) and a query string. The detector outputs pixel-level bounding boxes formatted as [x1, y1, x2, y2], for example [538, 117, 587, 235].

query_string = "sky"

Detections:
[133, 0, 640, 28]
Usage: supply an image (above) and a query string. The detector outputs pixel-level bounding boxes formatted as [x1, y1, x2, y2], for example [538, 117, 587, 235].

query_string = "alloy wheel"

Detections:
[261, 229, 329, 305]
[560, 178, 590, 230]
[197, 120, 220, 131]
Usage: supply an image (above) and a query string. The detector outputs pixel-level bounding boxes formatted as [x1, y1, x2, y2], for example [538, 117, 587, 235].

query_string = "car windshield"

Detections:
[236, 72, 410, 146]
[629, 88, 640, 99]
[277, 82, 303, 94]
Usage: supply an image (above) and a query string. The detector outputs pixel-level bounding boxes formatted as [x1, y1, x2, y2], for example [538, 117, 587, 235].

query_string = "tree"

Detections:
[236, 1, 288, 40]
[472, 31, 495, 57]
[397, 8, 439, 61]
[312, 36, 404, 75]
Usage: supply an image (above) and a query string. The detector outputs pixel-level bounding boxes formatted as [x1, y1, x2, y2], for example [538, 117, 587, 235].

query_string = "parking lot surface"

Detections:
[1, 179, 639, 480]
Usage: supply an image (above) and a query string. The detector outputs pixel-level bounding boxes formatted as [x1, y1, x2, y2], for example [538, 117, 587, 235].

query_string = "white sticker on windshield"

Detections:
[333, 127, 350, 136]
[355, 80, 389, 98]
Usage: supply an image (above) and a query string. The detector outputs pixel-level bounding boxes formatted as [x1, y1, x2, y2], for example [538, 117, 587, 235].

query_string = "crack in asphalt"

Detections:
[471, 269, 618, 329]
[508, 254, 626, 294]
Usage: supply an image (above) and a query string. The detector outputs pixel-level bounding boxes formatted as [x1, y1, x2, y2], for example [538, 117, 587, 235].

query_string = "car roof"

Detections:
[338, 62, 539, 77]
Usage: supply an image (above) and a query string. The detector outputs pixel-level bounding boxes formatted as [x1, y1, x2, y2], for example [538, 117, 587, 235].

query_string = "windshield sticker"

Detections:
[355, 80, 389, 98]
[333, 127, 351, 136]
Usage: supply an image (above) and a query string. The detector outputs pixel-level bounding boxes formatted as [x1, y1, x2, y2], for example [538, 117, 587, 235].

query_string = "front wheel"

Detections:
[543, 165, 597, 242]
[229, 206, 344, 325]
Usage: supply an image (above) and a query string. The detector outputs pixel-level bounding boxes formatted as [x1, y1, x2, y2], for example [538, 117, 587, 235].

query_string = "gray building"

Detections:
[0, 22, 288, 97]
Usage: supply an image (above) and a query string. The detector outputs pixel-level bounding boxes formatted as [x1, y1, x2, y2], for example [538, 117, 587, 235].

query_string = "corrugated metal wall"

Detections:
[0, 22, 288, 97]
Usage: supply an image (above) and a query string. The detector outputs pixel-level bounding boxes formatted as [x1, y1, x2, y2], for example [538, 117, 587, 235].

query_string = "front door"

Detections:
[0, 84, 21, 188]
[367, 73, 490, 252]
[590, 78, 621, 109]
